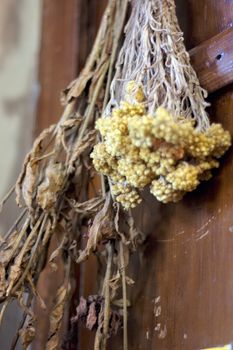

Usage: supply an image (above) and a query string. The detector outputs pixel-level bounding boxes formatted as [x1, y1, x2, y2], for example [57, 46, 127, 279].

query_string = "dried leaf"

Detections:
[48, 234, 66, 272]
[72, 295, 122, 336]
[77, 193, 116, 263]
[5, 216, 41, 296]
[62, 70, 94, 103]
[0, 265, 6, 299]
[16, 124, 56, 208]
[36, 162, 66, 211]
[57, 117, 83, 153]
[86, 302, 98, 330]
[68, 196, 104, 215]
[72, 296, 87, 323]
[109, 271, 135, 300]
[68, 130, 96, 174]
[46, 283, 70, 350]
[0, 230, 19, 266]
[6, 264, 22, 296]
[19, 318, 35, 350]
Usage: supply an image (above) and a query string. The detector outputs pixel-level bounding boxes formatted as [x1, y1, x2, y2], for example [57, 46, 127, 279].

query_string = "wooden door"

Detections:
[113, 1, 233, 349]
[36, 1, 233, 349]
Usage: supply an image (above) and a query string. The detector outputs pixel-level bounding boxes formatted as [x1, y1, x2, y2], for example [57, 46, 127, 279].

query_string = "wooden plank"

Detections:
[110, 1, 233, 349]
[190, 27, 233, 93]
[35, 0, 80, 135]
[33, 1, 80, 349]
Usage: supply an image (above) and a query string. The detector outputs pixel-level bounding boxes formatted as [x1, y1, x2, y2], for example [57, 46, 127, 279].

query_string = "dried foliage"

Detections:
[46, 281, 70, 350]
[0, 0, 228, 349]
[106, 0, 210, 130]
[72, 295, 122, 335]
[0, 1, 133, 349]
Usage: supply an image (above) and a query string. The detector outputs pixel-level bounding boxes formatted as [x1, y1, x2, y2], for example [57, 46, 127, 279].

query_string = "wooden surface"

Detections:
[35, 1, 233, 349]
[113, 1, 233, 349]
[35, 0, 80, 134]
[33, 1, 80, 349]
[190, 27, 233, 93]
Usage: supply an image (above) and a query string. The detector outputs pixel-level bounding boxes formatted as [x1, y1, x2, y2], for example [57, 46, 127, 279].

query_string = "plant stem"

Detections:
[120, 240, 128, 350]
[102, 243, 113, 349]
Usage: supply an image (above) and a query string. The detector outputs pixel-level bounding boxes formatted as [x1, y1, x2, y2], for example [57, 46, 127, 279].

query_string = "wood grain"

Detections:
[35, 0, 80, 135]
[109, 1, 233, 349]
[190, 27, 233, 93]
[33, 1, 80, 349]
[35, 1, 233, 349]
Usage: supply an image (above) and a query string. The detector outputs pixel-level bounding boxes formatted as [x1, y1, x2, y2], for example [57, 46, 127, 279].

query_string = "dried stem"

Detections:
[5, 217, 30, 264]
[0, 299, 10, 326]
[4, 208, 28, 240]
[120, 241, 128, 350]
[106, 0, 209, 130]
[101, 243, 113, 349]
[11, 214, 49, 295]
[0, 184, 15, 212]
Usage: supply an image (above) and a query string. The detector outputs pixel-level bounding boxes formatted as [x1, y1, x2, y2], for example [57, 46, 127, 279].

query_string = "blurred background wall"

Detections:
[0, 0, 41, 229]
[0, 0, 42, 348]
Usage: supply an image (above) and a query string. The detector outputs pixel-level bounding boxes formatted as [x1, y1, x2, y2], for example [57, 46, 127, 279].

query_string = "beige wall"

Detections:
[0, 0, 41, 199]
[0, 0, 42, 348]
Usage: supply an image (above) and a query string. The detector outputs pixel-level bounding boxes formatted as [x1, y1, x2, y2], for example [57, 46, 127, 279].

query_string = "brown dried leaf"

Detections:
[69, 196, 104, 215]
[36, 162, 66, 211]
[0, 230, 19, 266]
[72, 295, 122, 336]
[60, 117, 83, 130]
[19, 318, 35, 350]
[77, 193, 116, 263]
[62, 70, 94, 104]
[72, 296, 87, 322]
[86, 302, 98, 330]
[6, 217, 40, 296]
[6, 264, 21, 296]
[46, 283, 70, 350]
[48, 234, 66, 272]
[109, 271, 135, 300]
[0, 264, 6, 299]
[16, 124, 56, 208]
[68, 130, 96, 174]
[57, 117, 83, 153]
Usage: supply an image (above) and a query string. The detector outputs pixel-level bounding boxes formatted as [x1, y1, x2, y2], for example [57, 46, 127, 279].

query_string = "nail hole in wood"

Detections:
[215, 53, 224, 61]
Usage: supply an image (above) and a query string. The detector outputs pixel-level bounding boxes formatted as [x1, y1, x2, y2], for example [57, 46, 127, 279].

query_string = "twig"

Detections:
[0, 184, 15, 212]
[4, 217, 30, 265]
[6, 213, 45, 297]
[102, 0, 129, 112]
[102, 243, 113, 349]
[11, 214, 48, 295]
[0, 298, 10, 326]
[120, 241, 128, 350]
[4, 208, 27, 240]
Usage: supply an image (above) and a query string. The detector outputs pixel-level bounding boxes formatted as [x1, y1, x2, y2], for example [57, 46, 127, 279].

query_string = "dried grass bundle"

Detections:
[106, 0, 210, 130]
[0, 0, 231, 349]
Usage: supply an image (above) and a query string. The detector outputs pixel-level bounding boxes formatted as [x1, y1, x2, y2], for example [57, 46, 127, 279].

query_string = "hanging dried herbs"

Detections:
[0, 0, 231, 349]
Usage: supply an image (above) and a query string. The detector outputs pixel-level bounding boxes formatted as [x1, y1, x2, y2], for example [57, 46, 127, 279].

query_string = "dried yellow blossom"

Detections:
[91, 97, 231, 208]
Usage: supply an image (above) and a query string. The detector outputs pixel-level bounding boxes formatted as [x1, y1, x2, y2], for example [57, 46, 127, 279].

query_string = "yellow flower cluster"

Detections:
[91, 96, 231, 208]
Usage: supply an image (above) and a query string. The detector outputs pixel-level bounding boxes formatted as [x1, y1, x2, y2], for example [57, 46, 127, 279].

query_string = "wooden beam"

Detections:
[190, 27, 233, 93]
[35, 0, 80, 135]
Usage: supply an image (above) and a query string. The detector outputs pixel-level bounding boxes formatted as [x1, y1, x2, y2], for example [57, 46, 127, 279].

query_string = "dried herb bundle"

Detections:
[106, 0, 210, 130]
[0, 0, 231, 349]
[0, 1, 138, 349]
